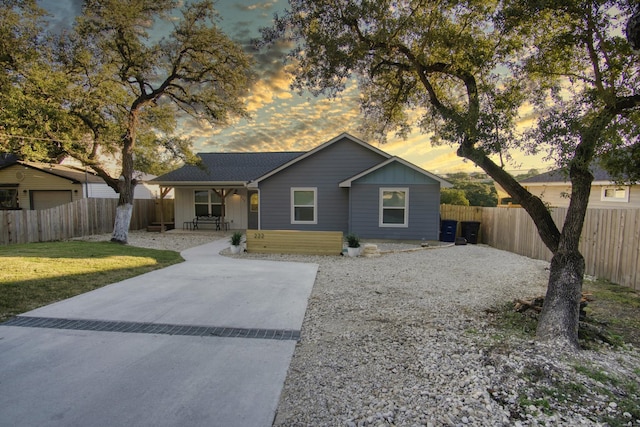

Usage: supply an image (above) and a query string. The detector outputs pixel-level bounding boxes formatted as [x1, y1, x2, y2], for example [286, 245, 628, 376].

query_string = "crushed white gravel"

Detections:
[80, 230, 640, 426]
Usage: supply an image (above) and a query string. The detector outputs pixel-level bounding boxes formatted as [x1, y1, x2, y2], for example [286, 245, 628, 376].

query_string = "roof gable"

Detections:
[339, 157, 452, 188]
[248, 133, 392, 186]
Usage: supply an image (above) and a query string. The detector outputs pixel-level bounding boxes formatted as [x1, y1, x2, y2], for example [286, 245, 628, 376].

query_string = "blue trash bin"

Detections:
[440, 219, 458, 242]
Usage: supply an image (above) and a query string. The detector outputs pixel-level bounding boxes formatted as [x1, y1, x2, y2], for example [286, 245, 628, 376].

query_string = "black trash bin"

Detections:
[440, 219, 458, 242]
[461, 221, 481, 244]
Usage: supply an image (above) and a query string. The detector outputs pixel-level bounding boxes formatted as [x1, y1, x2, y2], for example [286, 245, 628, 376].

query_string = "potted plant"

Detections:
[229, 231, 244, 254]
[345, 233, 360, 257]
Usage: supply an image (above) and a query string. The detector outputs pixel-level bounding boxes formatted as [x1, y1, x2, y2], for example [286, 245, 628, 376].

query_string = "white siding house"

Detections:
[521, 166, 640, 209]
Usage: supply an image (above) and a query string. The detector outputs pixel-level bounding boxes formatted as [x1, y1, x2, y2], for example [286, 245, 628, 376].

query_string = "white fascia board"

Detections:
[524, 181, 618, 187]
[150, 181, 247, 187]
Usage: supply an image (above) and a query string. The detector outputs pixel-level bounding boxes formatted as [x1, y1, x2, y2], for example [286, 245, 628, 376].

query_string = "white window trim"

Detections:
[600, 186, 630, 203]
[194, 189, 222, 216]
[379, 187, 409, 228]
[291, 187, 317, 224]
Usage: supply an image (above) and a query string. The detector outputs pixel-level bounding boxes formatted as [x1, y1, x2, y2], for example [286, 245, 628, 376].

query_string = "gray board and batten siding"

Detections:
[257, 136, 388, 232]
[348, 160, 442, 240]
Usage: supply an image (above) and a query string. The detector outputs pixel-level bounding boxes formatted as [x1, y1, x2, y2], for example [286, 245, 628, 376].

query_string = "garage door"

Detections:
[31, 191, 73, 210]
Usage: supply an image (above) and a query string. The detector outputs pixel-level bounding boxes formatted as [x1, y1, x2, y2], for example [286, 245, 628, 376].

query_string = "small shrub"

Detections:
[344, 233, 360, 248]
[230, 231, 244, 246]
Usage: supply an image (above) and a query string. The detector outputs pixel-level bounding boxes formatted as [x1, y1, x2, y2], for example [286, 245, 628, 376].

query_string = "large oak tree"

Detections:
[1, 0, 252, 243]
[265, 0, 640, 350]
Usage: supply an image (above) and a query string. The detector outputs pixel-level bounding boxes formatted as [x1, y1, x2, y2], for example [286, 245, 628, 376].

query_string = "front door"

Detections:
[248, 191, 259, 229]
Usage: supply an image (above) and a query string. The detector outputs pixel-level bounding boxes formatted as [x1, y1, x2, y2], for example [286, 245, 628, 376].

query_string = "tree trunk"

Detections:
[536, 250, 584, 350]
[111, 180, 136, 243]
[111, 145, 136, 244]
[111, 202, 133, 244]
[535, 161, 593, 350]
[457, 142, 592, 351]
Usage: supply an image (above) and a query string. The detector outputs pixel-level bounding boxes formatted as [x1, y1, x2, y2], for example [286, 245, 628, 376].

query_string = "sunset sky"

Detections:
[38, 0, 553, 175]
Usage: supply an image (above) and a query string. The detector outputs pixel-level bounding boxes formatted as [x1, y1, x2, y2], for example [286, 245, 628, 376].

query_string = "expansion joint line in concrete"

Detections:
[2, 316, 301, 341]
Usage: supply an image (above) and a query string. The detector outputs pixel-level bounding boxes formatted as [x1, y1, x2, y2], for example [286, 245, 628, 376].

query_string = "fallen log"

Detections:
[514, 293, 593, 319]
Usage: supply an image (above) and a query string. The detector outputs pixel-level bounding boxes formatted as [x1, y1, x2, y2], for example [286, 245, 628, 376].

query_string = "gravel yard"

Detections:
[82, 230, 640, 426]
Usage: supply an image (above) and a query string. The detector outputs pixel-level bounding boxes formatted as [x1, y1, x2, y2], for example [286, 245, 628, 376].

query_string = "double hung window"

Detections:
[291, 188, 317, 224]
[380, 188, 408, 227]
[194, 190, 222, 216]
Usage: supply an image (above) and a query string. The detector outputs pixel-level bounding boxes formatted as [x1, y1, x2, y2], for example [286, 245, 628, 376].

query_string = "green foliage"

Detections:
[440, 188, 469, 206]
[498, 0, 640, 173]
[443, 172, 498, 206]
[457, 182, 498, 207]
[0, 241, 183, 321]
[229, 231, 244, 246]
[515, 169, 540, 181]
[344, 233, 360, 248]
[1, 0, 252, 189]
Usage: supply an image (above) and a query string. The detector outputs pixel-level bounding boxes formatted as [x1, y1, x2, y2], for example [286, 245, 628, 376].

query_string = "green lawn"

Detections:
[0, 241, 184, 322]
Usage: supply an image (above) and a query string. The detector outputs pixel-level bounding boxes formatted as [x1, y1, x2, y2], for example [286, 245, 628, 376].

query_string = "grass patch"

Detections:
[0, 241, 183, 321]
[572, 364, 640, 426]
[488, 278, 640, 348]
[583, 279, 640, 348]
[490, 301, 538, 338]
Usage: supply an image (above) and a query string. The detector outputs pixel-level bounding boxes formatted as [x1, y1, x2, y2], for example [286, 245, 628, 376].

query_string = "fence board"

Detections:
[0, 198, 173, 246]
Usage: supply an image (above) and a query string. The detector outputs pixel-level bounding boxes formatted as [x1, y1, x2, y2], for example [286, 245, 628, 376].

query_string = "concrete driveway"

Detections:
[0, 239, 318, 427]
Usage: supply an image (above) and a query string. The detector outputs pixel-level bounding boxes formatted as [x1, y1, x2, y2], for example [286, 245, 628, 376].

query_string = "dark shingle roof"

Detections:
[153, 152, 305, 183]
[0, 160, 106, 183]
[0, 153, 18, 168]
[33, 163, 106, 183]
[521, 164, 617, 184]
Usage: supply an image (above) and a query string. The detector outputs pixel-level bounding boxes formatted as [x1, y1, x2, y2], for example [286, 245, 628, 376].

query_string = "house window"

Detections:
[380, 188, 408, 227]
[194, 190, 222, 216]
[601, 186, 629, 203]
[0, 186, 19, 209]
[291, 188, 317, 224]
[250, 193, 259, 212]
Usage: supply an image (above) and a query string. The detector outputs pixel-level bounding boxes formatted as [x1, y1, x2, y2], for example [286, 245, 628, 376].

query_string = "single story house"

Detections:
[0, 155, 168, 210]
[152, 133, 452, 240]
[520, 165, 640, 209]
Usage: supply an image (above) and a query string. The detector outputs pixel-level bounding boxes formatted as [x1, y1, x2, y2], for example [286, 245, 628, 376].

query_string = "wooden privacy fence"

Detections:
[441, 204, 640, 291]
[0, 198, 174, 245]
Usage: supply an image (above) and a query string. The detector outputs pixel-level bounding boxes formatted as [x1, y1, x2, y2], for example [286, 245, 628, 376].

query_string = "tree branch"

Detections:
[457, 143, 561, 252]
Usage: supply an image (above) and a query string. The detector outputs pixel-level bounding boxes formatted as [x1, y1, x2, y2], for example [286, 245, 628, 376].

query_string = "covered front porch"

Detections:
[157, 185, 259, 231]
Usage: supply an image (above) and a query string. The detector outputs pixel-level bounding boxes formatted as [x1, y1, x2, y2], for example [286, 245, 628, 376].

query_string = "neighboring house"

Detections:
[0, 157, 169, 210]
[520, 165, 640, 209]
[152, 133, 452, 239]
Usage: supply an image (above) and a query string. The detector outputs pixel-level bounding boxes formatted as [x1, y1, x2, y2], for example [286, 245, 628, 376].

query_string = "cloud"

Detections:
[234, 2, 278, 12]
[194, 88, 363, 154]
[244, 64, 296, 112]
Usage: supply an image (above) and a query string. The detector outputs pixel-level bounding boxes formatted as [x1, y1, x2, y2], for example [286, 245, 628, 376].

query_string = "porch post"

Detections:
[159, 186, 172, 233]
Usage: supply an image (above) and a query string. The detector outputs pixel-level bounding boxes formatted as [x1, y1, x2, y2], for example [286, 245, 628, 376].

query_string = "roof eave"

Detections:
[151, 180, 248, 187]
